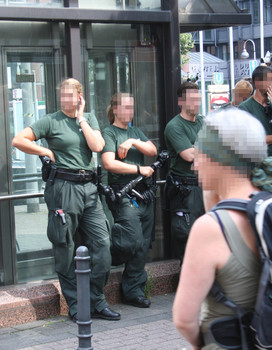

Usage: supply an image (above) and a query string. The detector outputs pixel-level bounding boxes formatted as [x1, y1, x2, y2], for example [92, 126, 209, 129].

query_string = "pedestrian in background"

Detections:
[224, 79, 253, 107]
[239, 65, 272, 156]
[12, 78, 120, 322]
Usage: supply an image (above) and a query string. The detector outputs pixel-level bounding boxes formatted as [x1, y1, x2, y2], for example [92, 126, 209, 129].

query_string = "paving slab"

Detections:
[0, 293, 190, 350]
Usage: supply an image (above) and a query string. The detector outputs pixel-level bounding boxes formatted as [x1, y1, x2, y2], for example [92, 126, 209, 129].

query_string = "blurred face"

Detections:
[233, 87, 252, 106]
[113, 94, 134, 124]
[178, 89, 200, 116]
[194, 150, 217, 191]
[60, 84, 80, 112]
[255, 73, 272, 97]
[194, 149, 248, 193]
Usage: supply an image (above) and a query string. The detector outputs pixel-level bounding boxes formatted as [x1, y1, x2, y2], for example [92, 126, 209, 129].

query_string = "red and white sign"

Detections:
[210, 93, 229, 111]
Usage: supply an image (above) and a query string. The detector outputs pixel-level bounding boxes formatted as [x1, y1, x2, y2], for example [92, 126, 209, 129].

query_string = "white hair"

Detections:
[197, 107, 267, 168]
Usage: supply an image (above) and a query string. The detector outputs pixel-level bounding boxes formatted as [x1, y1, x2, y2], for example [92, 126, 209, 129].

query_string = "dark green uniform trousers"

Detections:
[165, 181, 205, 263]
[44, 179, 111, 316]
[110, 196, 154, 301]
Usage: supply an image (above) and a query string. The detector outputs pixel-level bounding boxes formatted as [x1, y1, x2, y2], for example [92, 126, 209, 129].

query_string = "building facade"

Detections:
[194, 0, 272, 63]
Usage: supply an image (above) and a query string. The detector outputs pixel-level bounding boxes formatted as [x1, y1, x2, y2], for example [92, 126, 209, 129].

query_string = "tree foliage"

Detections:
[180, 33, 195, 66]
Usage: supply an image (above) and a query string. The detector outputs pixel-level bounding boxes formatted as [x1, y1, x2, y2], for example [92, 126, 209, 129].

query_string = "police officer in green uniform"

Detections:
[12, 78, 120, 322]
[101, 92, 157, 308]
[238, 65, 272, 156]
[164, 82, 205, 264]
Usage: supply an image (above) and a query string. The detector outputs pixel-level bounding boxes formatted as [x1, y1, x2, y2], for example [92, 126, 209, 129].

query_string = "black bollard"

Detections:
[75, 246, 93, 350]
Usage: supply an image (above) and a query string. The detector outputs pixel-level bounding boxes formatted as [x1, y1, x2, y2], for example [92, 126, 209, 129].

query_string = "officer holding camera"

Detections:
[164, 82, 205, 265]
[101, 92, 157, 308]
[12, 78, 120, 322]
[239, 65, 272, 156]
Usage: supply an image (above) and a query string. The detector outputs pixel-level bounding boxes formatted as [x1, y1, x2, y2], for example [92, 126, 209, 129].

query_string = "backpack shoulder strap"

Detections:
[210, 280, 244, 314]
[209, 205, 249, 317]
[212, 199, 248, 212]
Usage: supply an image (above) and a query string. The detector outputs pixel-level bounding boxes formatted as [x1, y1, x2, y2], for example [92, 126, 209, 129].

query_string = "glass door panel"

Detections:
[6, 49, 60, 282]
[88, 50, 131, 131]
[86, 25, 164, 260]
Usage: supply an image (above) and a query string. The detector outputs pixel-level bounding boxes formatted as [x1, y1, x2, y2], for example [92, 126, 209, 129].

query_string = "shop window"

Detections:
[265, 0, 272, 23]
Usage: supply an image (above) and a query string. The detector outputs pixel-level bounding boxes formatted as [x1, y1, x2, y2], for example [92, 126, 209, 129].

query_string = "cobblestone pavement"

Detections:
[0, 293, 191, 350]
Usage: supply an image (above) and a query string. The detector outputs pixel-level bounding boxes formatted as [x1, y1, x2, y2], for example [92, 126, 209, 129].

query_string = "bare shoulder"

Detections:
[190, 213, 220, 240]
[186, 213, 231, 270]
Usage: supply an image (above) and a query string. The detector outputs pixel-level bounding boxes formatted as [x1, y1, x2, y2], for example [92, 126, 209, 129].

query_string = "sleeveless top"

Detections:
[200, 210, 261, 349]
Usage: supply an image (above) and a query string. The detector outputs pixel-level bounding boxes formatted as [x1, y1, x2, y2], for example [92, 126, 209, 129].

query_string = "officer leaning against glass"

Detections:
[12, 78, 120, 322]
[164, 82, 205, 265]
[101, 92, 157, 308]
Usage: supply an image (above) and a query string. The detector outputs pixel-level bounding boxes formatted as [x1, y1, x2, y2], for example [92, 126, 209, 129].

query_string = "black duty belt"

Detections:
[171, 174, 198, 186]
[54, 168, 95, 183]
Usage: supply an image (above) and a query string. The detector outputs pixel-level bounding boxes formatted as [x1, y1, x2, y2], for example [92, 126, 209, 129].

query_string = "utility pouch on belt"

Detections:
[166, 174, 191, 198]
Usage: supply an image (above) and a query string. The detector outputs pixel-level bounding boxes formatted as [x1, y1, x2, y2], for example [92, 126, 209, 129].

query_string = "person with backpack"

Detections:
[172, 107, 271, 349]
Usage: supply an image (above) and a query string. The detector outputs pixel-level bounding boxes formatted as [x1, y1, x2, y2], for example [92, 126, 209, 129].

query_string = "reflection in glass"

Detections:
[15, 202, 50, 253]
[2, 0, 63, 6]
[6, 45, 62, 282]
[79, 0, 161, 10]
[9, 59, 55, 282]
[9, 61, 45, 211]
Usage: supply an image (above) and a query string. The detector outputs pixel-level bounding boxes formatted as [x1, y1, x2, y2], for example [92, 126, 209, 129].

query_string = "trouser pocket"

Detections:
[47, 209, 72, 245]
[110, 222, 141, 266]
[47, 209, 75, 274]
[171, 210, 191, 261]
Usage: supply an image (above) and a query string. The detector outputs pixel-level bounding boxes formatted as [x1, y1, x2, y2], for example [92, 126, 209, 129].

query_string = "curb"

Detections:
[0, 259, 180, 328]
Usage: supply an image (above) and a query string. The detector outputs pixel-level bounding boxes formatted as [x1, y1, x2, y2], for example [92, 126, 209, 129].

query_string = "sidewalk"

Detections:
[0, 293, 190, 350]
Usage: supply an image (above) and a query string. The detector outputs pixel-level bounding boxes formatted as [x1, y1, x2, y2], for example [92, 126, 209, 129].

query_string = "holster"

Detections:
[40, 156, 52, 182]
[40, 157, 57, 184]
[47, 167, 57, 184]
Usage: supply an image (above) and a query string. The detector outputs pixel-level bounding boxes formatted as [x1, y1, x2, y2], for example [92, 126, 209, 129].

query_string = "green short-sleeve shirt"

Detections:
[164, 114, 203, 177]
[239, 96, 272, 156]
[102, 124, 149, 185]
[30, 110, 100, 170]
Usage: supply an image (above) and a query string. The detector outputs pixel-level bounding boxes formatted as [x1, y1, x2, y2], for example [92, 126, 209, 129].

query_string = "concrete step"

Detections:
[0, 259, 180, 328]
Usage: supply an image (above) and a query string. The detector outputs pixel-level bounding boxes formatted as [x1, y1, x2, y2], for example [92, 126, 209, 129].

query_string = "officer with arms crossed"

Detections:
[101, 92, 157, 308]
[12, 78, 120, 322]
[164, 82, 205, 264]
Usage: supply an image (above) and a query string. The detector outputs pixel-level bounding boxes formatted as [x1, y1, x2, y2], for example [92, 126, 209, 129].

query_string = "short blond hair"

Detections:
[60, 78, 82, 94]
[234, 79, 253, 96]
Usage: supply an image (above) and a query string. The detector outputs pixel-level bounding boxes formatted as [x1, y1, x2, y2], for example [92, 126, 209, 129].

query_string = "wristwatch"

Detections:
[78, 117, 86, 124]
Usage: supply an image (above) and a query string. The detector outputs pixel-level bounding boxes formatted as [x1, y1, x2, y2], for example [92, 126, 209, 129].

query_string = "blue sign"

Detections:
[213, 72, 224, 85]
[249, 60, 258, 77]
